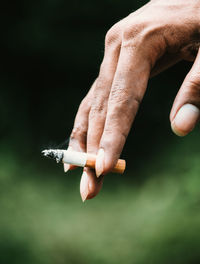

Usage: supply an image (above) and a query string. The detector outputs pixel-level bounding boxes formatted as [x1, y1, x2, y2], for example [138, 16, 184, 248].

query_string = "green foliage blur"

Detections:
[1, 1, 200, 263]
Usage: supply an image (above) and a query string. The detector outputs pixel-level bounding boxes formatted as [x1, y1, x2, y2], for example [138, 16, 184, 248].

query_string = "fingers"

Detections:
[170, 49, 200, 137]
[66, 82, 99, 202]
[63, 82, 95, 173]
[96, 45, 151, 175]
[83, 36, 121, 199]
[87, 47, 120, 154]
[69, 83, 95, 151]
[80, 168, 104, 202]
[87, 29, 121, 154]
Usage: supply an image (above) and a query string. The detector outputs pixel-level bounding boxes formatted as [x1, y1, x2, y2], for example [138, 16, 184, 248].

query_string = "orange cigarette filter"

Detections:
[86, 153, 126, 174]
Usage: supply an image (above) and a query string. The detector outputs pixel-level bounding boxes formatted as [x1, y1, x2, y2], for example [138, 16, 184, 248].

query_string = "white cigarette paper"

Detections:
[62, 150, 87, 167]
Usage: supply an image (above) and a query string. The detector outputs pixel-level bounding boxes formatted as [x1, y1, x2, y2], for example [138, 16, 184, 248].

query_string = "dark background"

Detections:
[0, 1, 200, 264]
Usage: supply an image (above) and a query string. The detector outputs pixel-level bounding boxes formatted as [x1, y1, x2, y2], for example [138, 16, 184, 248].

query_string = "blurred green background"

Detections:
[1, 0, 200, 263]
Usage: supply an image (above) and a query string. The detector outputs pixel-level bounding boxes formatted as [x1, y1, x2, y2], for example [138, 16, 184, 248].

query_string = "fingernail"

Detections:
[63, 163, 70, 173]
[171, 104, 200, 137]
[96, 148, 105, 178]
[80, 171, 89, 202]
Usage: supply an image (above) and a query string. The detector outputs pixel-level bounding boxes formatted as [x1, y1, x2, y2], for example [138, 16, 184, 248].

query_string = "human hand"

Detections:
[66, 0, 200, 201]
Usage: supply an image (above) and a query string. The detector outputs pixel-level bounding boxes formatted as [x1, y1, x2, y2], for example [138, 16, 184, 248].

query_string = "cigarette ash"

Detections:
[41, 138, 70, 163]
[42, 149, 64, 163]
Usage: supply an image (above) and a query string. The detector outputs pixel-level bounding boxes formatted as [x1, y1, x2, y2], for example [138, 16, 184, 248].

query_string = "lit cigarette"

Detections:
[42, 149, 126, 174]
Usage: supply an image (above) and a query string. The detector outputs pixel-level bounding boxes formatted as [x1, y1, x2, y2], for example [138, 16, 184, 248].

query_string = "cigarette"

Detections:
[42, 149, 126, 174]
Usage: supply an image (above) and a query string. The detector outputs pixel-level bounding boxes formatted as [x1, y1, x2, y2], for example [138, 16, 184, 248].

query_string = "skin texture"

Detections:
[66, 0, 200, 201]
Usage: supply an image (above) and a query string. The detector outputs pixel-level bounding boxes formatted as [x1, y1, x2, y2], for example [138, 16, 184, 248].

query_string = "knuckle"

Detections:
[70, 125, 87, 142]
[180, 43, 199, 62]
[110, 87, 128, 104]
[91, 104, 104, 113]
[122, 21, 163, 52]
[103, 128, 127, 142]
[187, 75, 200, 89]
[109, 86, 141, 116]
[110, 80, 139, 106]
[100, 130, 127, 158]
[105, 23, 121, 47]
[90, 100, 107, 118]
[80, 97, 88, 107]
[121, 21, 165, 67]
[180, 74, 200, 107]
[79, 97, 91, 113]
[132, 95, 142, 107]
[122, 22, 145, 42]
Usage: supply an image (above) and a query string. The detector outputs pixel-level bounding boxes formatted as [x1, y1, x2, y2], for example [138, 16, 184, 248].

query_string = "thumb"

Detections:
[170, 49, 200, 137]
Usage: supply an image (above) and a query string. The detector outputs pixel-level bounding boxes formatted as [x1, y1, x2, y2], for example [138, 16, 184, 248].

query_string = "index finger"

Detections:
[96, 45, 151, 175]
[63, 81, 96, 173]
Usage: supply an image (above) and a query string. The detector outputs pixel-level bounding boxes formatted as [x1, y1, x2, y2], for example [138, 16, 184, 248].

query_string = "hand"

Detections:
[66, 0, 200, 201]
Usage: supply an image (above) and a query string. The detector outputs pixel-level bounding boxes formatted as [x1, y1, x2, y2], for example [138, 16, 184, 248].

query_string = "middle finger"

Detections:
[82, 33, 121, 199]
